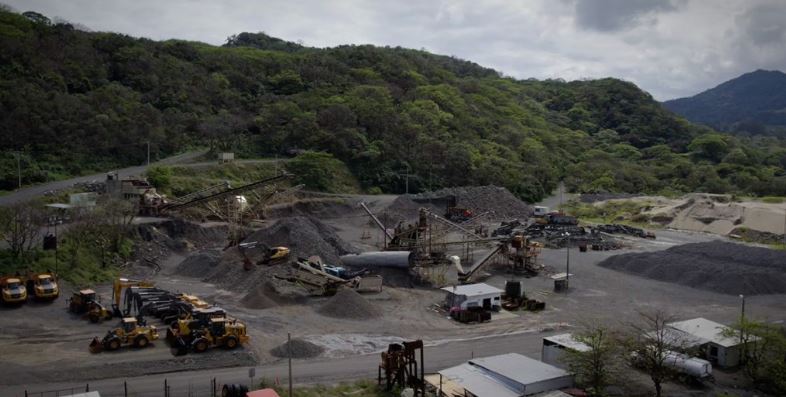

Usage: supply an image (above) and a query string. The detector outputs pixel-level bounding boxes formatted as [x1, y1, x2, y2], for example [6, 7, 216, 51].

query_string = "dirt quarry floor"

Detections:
[2, 187, 786, 396]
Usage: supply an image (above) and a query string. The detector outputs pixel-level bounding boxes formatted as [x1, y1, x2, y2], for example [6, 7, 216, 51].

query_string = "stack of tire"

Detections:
[222, 384, 249, 397]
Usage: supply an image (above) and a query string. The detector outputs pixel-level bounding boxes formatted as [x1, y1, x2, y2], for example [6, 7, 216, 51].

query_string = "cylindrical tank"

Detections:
[664, 351, 712, 378]
[340, 251, 413, 269]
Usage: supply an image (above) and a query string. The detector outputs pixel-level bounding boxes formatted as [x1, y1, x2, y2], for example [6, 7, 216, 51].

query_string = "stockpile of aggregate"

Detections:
[270, 338, 324, 358]
[174, 250, 222, 277]
[175, 216, 356, 294]
[411, 186, 532, 220]
[598, 241, 786, 295]
[243, 216, 356, 265]
[317, 288, 381, 319]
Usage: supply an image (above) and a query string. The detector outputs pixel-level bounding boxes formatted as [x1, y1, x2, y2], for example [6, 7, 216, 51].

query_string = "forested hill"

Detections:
[3, 9, 786, 201]
[663, 70, 786, 135]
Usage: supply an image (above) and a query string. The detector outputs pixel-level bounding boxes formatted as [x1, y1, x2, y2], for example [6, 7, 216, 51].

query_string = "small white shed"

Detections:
[218, 152, 235, 163]
[541, 333, 591, 369]
[441, 283, 502, 311]
[667, 317, 745, 368]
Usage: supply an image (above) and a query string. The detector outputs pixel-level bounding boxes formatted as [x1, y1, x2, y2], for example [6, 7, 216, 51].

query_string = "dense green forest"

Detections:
[3, 8, 786, 201]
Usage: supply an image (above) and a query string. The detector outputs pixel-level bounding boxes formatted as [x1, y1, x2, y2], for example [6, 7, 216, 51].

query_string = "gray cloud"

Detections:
[736, 3, 786, 46]
[572, 0, 681, 31]
[3, 0, 785, 101]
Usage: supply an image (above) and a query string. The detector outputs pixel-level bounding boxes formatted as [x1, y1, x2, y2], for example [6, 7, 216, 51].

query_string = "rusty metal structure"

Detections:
[378, 340, 425, 396]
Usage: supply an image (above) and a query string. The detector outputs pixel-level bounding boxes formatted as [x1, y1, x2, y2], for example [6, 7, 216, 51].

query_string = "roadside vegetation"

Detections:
[562, 199, 656, 228]
[259, 379, 399, 397]
[0, 200, 135, 286]
[5, 8, 786, 201]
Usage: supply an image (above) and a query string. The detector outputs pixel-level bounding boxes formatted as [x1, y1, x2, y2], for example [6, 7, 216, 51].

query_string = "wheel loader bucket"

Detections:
[89, 337, 104, 353]
[170, 337, 189, 356]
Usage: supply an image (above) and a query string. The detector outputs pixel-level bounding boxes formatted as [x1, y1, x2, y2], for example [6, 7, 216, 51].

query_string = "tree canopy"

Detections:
[2, 8, 786, 201]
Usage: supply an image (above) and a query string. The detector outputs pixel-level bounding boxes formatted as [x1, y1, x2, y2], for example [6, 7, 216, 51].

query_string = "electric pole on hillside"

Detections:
[146, 141, 150, 166]
[16, 151, 21, 189]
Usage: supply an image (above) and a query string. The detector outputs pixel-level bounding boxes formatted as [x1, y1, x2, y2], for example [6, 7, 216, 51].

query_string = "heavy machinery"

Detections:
[69, 289, 113, 323]
[170, 316, 249, 355]
[166, 306, 229, 344]
[111, 278, 155, 317]
[89, 317, 159, 353]
[275, 257, 383, 296]
[239, 242, 291, 270]
[0, 275, 28, 304]
[453, 233, 543, 284]
[378, 340, 425, 396]
[140, 173, 291, 216]
[26, 272, 59, 301]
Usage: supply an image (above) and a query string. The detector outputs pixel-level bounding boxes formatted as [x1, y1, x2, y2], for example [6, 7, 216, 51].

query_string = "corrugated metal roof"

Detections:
[667, 318, 740, 348]
[440, 362, 521, 397]
[441, 283, 503, 297]
[543, 334, 591, 352]
[470, 353, 570, 386]
[61, 392, 101, 397]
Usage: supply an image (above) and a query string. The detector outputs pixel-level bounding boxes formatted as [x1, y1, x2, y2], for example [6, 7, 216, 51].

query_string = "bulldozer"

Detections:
[69, 289, 113, 323]
[170, 317, 248, 355]
[0, 275, 28, 304]
[89, 317, 159, 353]
[26, 272, 59, 301]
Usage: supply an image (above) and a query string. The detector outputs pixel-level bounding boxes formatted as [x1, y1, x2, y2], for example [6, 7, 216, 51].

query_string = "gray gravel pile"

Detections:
[598, 241, 786, 295]
[412, 186, 531, 220]
[174, 250, 222, 277]
[241, 281, 303, 309]
[243, 216, 356, 265]
[270, 338, 324, 359]
[317, 288, 381, 319]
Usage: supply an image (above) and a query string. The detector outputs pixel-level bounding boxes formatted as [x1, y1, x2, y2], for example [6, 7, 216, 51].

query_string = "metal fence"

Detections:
[23, 378, 221, 397]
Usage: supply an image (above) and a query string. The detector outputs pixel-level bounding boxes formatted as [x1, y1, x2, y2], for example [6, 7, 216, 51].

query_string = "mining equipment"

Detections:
[138, 173, 291, 216]
[170, 316, 249, 355]
[110, 278, 155, 317]
[378, 340, 425, 396]
[69, 289, 113, 323]
[26, 271, 59, 300]
[239, 242, 291, 270]
[275, 257, 383, 296]
[0, 275, 27, 304]
[453, 233, 542, 284]
[89, 317, 159, 353]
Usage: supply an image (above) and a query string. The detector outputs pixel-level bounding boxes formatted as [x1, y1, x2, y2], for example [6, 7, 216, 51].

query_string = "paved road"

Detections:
[0, 150, 209, 207]
[7, 330, 549, 396]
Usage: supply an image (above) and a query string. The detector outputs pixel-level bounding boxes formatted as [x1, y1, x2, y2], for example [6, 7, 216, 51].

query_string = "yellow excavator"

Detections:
[111, 277, 154, 317]
[68, 278, 154, 323]
[89, 317, 159, 353]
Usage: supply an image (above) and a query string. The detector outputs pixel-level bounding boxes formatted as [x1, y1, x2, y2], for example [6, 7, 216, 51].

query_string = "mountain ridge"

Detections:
[663, 69, 786, 134]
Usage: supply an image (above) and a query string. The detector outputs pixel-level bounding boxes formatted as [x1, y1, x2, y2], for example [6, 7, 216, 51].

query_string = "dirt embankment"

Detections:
[598, 241, 786, 295]
[316, 288, 381, 320]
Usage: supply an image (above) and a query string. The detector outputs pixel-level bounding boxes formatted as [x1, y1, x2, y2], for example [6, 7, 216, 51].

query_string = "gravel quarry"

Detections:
[2, 188, 786, 395]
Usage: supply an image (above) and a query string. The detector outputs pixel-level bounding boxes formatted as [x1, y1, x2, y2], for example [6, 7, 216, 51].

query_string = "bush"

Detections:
[146, 165, 173, 189]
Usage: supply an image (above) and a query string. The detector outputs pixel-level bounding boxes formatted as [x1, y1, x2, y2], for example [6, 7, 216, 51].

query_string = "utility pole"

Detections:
[146, 142, 150, 166]
[16, 151, 22, 189]
[565, 232, 570, 293]
[288, 332, 293, 397]
[739, 294, 745, 344]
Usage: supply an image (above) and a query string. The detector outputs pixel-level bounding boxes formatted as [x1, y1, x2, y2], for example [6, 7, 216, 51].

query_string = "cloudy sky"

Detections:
[5, 0, 786, 100]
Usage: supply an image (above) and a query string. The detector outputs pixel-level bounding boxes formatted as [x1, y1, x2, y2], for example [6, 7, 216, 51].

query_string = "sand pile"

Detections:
[411, 186, 532, 220]
[598, 241, 786, 295]
[317, 288, 381, 319]
[264, 198, 356, 219]
[270, 338, 324, 359]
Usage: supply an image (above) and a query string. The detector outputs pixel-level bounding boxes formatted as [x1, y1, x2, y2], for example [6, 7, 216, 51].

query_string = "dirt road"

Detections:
[0, 150, 208, 207]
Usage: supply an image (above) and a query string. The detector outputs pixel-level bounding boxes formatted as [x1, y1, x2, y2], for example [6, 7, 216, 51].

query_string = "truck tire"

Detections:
[88, 313, 100, 323]
[134, 335, 149, 348]
[224, 336, 238, 349]
[193, 337, 208, 353]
